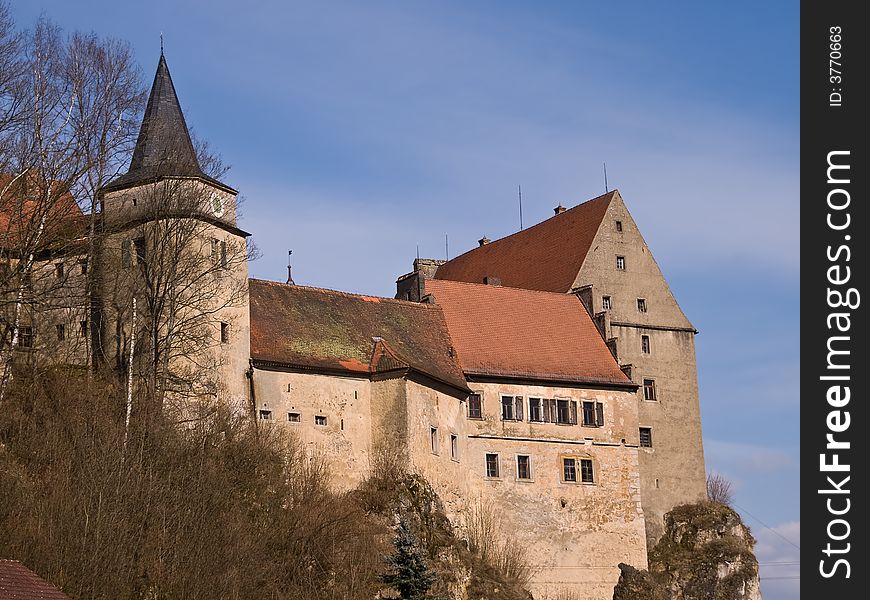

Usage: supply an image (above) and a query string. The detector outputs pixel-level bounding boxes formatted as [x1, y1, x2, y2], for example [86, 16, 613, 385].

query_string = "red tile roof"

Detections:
[249, 279, 469, 392]
[0, 174, 87, 251]
[424, 279, 631, 386]
[0, 560, 70, 599]
[434, 191, 615, 292]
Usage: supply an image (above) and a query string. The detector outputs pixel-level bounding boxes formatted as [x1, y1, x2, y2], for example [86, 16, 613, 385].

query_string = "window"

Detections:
[288, 412, 301, 422]
[79, 259, 88, 275]
[616, 255, 626, 271]
[501, 395, 523, 421]
[56, 324, 65, 341]
[430, 427, 439, 454]
[121, 240, 132, 268]
[287, 383, 292, 392]
[580, 459, 594, 483]
[485, 453, 500, 478]
[133, 238, 146, 265]
[220, 240, 228, 269]
[615, 220, 623, 232]
[467, 393, 483, 419]
[602, 295, 612, 310]
[315, 415, 327, 426]
[80, 320, 88, 338]
[643, 378, 657, 401]
[640, 427, 653, 448]
[537, 398, 576, 424]
[563, 458, 577, 482]
[517, 455, 531, 480]
[220, 322, 229, 343]
[641, 335, 651, 354]
[450, 434, 458, 460]
[18, 326, 34, 348]
[637, 298, 647, 313]
[55, 263, 64, 279]
[259, 409, 273, 420]
[582, 401, 604, 427]
[131, 196, 137, 207]
[528, 398, 543, 422]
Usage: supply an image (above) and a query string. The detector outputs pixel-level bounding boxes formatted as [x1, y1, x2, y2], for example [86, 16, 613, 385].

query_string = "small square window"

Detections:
[640, 427, 653, 448]
[615, 220, 623, 232]
[517, 455, 531, 480]
[259, 409, 273, 420]
[641, 335, 651, 354]
[467, 393, 482, 419]
[643, 379, 657, 401]
[485, 453, 500, 478]
[602, 295, 612, 310]
[563, 457, 577, 482]
[616, 256, 626, 271]
[56, 324, 65, 341]
[637, 298, 647, 313]
[315, 415, 327, 426]
[580, 459, 594, 483]
[450, 434, 458, 461]
[18, 326, 34, 348]
[220, 322, 229, 343]
[430, 427, 439, 454]
[55, 263, 64, 279]
[288, 412, 301, 422]
[80, 320, 88, 338]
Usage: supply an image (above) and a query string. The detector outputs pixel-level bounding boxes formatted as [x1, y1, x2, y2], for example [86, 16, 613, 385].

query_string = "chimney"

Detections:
[554, 204, 566, 215]
[483, 276, 501, 286]
[286, 250, 295, 285]
[478, 236, 491, 247]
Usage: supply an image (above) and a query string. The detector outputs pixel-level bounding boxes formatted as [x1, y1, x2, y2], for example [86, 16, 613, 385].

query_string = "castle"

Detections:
[4, 54, 707, 599]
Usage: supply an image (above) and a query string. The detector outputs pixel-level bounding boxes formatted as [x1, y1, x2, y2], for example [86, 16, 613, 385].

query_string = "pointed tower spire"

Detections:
[127, 53, 201, 178]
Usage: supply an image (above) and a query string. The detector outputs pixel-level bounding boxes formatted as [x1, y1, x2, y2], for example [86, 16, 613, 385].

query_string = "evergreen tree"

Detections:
[382, 518, 435, 599]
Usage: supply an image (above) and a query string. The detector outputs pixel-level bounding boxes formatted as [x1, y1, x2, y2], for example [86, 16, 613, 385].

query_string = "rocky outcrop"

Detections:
[613, 501, 761, 600]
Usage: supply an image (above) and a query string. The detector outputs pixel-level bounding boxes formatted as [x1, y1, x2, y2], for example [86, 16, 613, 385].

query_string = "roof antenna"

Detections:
[518, 184, 524, 230]
[416, 244, 420, 260]
[160, 32, 164, 56]
[603, 162, 609, 193]
[445, 234, 449, 261]
[286, 250, 295, 285]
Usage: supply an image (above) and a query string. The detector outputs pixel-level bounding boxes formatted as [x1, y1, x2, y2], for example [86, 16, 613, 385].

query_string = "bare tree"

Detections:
[0, 7, 144, 401]
[706, 472, 735, 505]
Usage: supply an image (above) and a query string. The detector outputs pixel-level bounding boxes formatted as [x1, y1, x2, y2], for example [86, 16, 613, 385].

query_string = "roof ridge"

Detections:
[442, 190, 616, 265]
[248, 278, 441, 309]
[427, 278, 584, 300]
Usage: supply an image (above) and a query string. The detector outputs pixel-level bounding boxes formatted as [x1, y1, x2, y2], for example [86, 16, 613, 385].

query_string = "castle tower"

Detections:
[96, 53, 251, 410]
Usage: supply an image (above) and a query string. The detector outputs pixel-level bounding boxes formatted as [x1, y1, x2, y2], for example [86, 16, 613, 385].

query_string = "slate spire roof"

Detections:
[102, 53, 234, 193]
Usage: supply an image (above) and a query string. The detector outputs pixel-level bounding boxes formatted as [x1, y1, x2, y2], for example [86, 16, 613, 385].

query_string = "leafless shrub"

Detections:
[707, 472, 735, 505]
[465, 498, 532, 596]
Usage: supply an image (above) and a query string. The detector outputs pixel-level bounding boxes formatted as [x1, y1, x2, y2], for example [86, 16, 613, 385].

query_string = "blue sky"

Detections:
[11, 1, 800, 597]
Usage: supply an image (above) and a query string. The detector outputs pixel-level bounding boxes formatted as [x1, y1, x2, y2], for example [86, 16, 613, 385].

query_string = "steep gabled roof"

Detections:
[425, 279, 632, 387]
[249, 279, 469, 392]
[434, 191, 616, 292]
[0, 174, 88, 251]
[102, 54, 234, 194]
[0, 560, 70, 599]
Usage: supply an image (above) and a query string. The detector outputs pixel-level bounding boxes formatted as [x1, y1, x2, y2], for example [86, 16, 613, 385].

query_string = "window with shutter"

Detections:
[582, 401, 596, 426]
[596, 402, 604, 427]
[556, 399, 571, 424]
[529, 398, 543, 422]
[501, 396, 515, 420]
[468, 393, 483, 419]
[515, 396, 524, 421]
[570, 400, 578, 425]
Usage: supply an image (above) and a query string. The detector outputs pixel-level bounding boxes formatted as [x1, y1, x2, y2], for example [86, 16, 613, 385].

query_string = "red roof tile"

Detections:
[249, 279, 468, 392]
[0, 560, 70, 599]
[424, 279, 631, 386]
[0, 174, 87, 251]
[435, 191, 615, 292]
